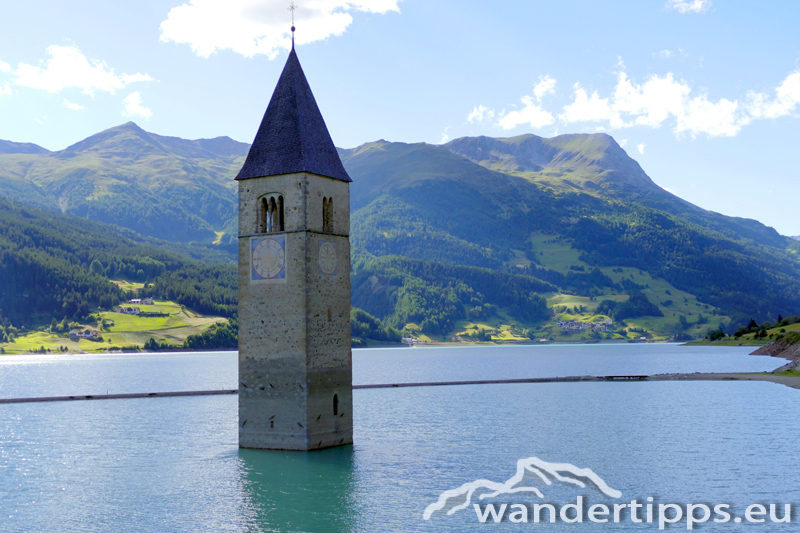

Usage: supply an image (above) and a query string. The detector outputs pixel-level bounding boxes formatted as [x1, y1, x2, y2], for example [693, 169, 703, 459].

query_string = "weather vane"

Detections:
[288, 1, 298, 44]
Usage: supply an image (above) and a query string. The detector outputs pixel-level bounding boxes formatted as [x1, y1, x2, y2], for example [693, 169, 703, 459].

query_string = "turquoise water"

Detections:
[1, 345, 797, 532]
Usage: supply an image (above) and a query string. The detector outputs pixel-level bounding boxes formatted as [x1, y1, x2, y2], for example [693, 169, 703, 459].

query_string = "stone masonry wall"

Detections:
[238, 172, 352, 450]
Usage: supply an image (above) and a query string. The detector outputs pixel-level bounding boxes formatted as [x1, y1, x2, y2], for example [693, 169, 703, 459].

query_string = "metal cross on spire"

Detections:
[288, 2, 298, 48]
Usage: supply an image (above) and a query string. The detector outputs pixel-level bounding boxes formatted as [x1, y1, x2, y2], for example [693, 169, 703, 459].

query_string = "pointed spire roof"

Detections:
[236, 48, 351, 182]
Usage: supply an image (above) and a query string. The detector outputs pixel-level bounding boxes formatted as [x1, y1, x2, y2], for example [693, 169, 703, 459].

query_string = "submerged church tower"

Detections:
[236, 39, 353, 450]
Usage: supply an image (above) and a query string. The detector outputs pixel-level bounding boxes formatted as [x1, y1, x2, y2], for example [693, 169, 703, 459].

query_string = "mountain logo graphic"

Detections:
[423, 456, 622, 520]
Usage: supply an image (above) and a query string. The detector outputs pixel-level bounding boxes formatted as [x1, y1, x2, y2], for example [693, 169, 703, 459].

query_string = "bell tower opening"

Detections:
[260, 198, 268, 233]
[322, 196, 333, 233]
[278, 195, 285, 231]
[259, 194, 285, 233]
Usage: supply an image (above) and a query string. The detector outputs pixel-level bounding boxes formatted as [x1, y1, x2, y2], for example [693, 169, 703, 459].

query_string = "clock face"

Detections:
[251, 237, 286, 281]
[319, 242, 337, 275]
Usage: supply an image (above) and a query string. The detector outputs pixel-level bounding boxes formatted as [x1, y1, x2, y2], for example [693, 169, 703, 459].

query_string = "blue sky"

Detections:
[0, 0, 799, 234]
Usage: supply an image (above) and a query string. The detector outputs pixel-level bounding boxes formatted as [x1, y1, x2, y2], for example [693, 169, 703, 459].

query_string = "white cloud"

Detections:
[498, 96, 555, 130]
[637, 143, 646, 154]
[0, 59, 10, 73]
[675, 94, 739, 137]
[497, 80, 558, 130]
[0, 83, 11, 96]
[14, 45, 153, 96]
[486, 64, 800, 140]
[619, 139, 627, 147]
[160, 0, 400, 59]
[560, 85, 618, 126]
[467, 104, 494, 124]
[557, 68, 800, 139]
[533, 75, 556, 101]
[746, 71, 800, 121]
[657, 49, 688, 60]
[122, 73, 154, 85]
[63, 99, 83, 110]
[666, 0, 711, 14]
[123, 92, 152, 118]
[612, 72, 692, 128]
[440, 126, 451, 144]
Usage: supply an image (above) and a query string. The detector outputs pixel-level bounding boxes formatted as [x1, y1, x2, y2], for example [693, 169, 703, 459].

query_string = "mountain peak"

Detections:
[63, 121, 163, 156]
[57, 123, 250, 161]
[120, 121, 143, 130]
[444, 132, 679, 204]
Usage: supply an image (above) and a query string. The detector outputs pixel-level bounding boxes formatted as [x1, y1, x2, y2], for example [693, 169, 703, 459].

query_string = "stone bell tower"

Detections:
[236, 40, 353, 451]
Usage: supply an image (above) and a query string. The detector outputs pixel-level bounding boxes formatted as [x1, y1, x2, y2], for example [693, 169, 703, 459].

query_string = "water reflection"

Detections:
[240, 446, 356, 533]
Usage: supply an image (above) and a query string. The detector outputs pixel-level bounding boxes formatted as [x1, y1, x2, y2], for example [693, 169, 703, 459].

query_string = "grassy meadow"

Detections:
[0, 300, 225, 355]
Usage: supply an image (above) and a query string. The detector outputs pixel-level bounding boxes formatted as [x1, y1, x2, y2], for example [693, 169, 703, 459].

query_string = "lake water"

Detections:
[0, 343, 783, 399]
[1, 345, 797, 532]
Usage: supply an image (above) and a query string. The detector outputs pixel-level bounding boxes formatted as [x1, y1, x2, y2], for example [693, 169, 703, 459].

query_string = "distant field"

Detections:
[546, 293, 628, 310]
[528, 233, 591, 273]
[2, 331, 94, 354]
[110, 280, 145, 292]
[1, 299, 226, 354]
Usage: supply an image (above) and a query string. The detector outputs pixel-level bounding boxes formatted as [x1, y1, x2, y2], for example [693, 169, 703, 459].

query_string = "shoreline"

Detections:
[653, 342, 800, 390]
[0, 339, 672, 355]
[0, 338, 775, 356]
[3, 370, 798, 405]
[648, 369, 800, 390]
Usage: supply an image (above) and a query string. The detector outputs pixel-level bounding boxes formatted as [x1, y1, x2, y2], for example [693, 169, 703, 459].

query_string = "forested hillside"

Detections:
[352, 252, 552, 335]
[0, 198, 236, 329]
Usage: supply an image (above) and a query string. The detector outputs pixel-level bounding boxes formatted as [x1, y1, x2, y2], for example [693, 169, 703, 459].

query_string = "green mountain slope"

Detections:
[352, 253, 553, 335]
[341, 137, 800, 325]
[2, 124, 799, 341]
[0, 197, 236, 329]
[445, 134, 785, 247]
[0, 122, 247, 242]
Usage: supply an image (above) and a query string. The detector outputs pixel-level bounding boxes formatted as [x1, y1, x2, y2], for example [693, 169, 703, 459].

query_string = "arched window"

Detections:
[327, 197, 333, 232]
[278, 195, 284, 231]
[260, 198, 268, 233]
[322, 197, 333, 233]
[258, 194, 285, 233]
[322, 197, 328, 232]
[269, 197, 277, 233]
[333, 394, 339, 416]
